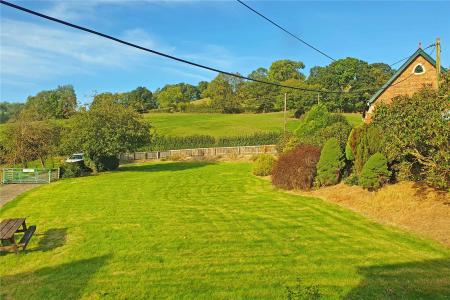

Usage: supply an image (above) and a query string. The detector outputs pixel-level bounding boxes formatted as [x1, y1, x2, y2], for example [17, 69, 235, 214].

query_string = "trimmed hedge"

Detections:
[359, 153, 391, 190]
[149, 132, 282, 151]
[315, 138, 345, 186]
[272, 144, 321, 190]
[216, 132, 281, 147]
[150, 135, 215, 151]
[252, 154, 275, 176]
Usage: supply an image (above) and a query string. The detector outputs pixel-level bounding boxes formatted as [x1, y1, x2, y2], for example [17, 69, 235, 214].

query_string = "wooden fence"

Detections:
[119, 145, 277, 162]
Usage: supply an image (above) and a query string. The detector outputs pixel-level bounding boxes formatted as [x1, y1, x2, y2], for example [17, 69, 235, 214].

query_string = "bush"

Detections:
[272, 144, 321, 190]
[315, 138, 345, 186]
[276, 132, 299, 154]
[320, 121, 352, 149]
[372, 86, 449, 190]
[97, 155, 120, 171]
[344, 174, 359, 186]
[359, 153, 391, 190]
[295, 104, 352, 148]
[60, 162, 92, 178]
[252, 154, 275, 176]
[346, 124, 384, 173]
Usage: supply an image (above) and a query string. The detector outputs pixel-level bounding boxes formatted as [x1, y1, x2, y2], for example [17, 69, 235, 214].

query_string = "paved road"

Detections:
[0, 184, 43, 207]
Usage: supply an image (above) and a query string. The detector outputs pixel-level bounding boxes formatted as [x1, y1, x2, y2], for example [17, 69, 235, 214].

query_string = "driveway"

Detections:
[0, 184, 43, 207]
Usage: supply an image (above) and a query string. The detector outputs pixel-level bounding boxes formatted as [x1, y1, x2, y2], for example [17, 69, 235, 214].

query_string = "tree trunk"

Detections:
[40, 157, 46, 169]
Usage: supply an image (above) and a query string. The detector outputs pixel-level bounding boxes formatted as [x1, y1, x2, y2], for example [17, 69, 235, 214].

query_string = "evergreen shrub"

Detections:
[359, 152, 391, 190]
[315, 138, 345, 186]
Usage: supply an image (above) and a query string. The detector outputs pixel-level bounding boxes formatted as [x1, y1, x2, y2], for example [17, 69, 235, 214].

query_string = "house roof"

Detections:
[368, 48, 446, 105]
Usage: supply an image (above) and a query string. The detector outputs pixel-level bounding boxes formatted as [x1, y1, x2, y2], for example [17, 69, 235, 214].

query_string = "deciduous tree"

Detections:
[66, 98, 151, 172]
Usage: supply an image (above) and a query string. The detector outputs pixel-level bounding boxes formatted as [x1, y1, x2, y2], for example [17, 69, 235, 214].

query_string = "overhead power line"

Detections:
[389, 44, 435, 67]
[1, 0, 356, 95]
[236, 0, 336, 62]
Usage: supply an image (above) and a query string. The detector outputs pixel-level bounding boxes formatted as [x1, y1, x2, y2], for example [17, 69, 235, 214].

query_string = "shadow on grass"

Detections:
[35, 228, 67, 252]
[0, 254, 110, 299]
[345, 258, 450, 299]
[0, 228, 68, 256]
[119, 161, 215, 173]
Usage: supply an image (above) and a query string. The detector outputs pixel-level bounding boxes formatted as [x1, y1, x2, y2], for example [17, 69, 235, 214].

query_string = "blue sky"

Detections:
[1, 0, 449, 103]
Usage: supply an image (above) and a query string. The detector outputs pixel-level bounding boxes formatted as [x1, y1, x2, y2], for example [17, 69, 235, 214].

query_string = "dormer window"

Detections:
[413, 63, 425, 75]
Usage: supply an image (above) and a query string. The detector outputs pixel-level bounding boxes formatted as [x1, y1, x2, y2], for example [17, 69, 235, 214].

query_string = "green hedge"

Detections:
[216, 132, 282, 147]
[148, 132, 282, 151]
[150, 135, 215, 151]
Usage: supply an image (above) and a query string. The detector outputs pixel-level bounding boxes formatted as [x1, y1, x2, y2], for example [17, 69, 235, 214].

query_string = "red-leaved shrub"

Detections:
[272, 144, 321, 190]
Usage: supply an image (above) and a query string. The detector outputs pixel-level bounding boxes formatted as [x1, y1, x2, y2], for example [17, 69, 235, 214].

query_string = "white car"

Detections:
[66, 153, 84, 163]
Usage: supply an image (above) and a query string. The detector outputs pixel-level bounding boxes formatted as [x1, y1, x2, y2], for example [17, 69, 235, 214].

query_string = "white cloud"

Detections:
[0, 18, 173, 79]
[0, 16, 255, 84]
[41, 0, 200, 21]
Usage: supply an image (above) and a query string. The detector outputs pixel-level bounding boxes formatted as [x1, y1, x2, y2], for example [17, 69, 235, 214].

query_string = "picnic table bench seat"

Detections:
[0, 218, 36, 253]
[18, 225, 36, 250]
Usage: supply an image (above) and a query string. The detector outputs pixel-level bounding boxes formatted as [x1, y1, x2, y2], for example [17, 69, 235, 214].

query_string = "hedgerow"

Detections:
[150, 135, 216, 151]
[148, 132, 282, 151]
[216, 132, 282, 147]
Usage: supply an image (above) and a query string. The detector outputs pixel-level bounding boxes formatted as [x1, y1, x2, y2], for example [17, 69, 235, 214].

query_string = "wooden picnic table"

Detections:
[0, 218, 36, 252]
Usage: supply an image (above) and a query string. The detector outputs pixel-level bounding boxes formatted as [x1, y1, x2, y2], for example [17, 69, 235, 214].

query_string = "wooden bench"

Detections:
[0, 218, 36, 253]
[18, 225, 36, 250]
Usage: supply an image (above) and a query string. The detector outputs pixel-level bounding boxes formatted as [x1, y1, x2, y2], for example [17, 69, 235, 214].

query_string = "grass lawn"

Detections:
[1, 162, 448, 299]
[143, 112, 300, 137]
[143, 112, 363, 137]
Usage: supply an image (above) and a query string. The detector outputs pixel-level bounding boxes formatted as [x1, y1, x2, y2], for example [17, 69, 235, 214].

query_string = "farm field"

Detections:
[143, 112, 363, 137]
[0, 112, 362, 138]
[1, 162, 448, 299]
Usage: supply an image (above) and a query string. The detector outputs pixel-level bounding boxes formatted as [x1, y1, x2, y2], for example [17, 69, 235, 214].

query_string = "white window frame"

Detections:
[412, 63, 426, 75]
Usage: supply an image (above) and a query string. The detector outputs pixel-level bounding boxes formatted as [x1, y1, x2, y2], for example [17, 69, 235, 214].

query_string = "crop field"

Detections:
[144, 112, 363, 137]
[0, 162, 448, 299]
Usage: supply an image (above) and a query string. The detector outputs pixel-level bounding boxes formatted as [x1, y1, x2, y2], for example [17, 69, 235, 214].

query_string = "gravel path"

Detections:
[0, 184, 43, 207]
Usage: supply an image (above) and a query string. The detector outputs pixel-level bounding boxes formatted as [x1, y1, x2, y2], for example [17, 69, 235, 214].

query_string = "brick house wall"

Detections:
[365, 55, 439, 122]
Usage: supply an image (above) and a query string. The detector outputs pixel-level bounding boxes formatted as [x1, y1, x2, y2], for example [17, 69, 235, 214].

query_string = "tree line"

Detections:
[0, 57, 395, 123]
